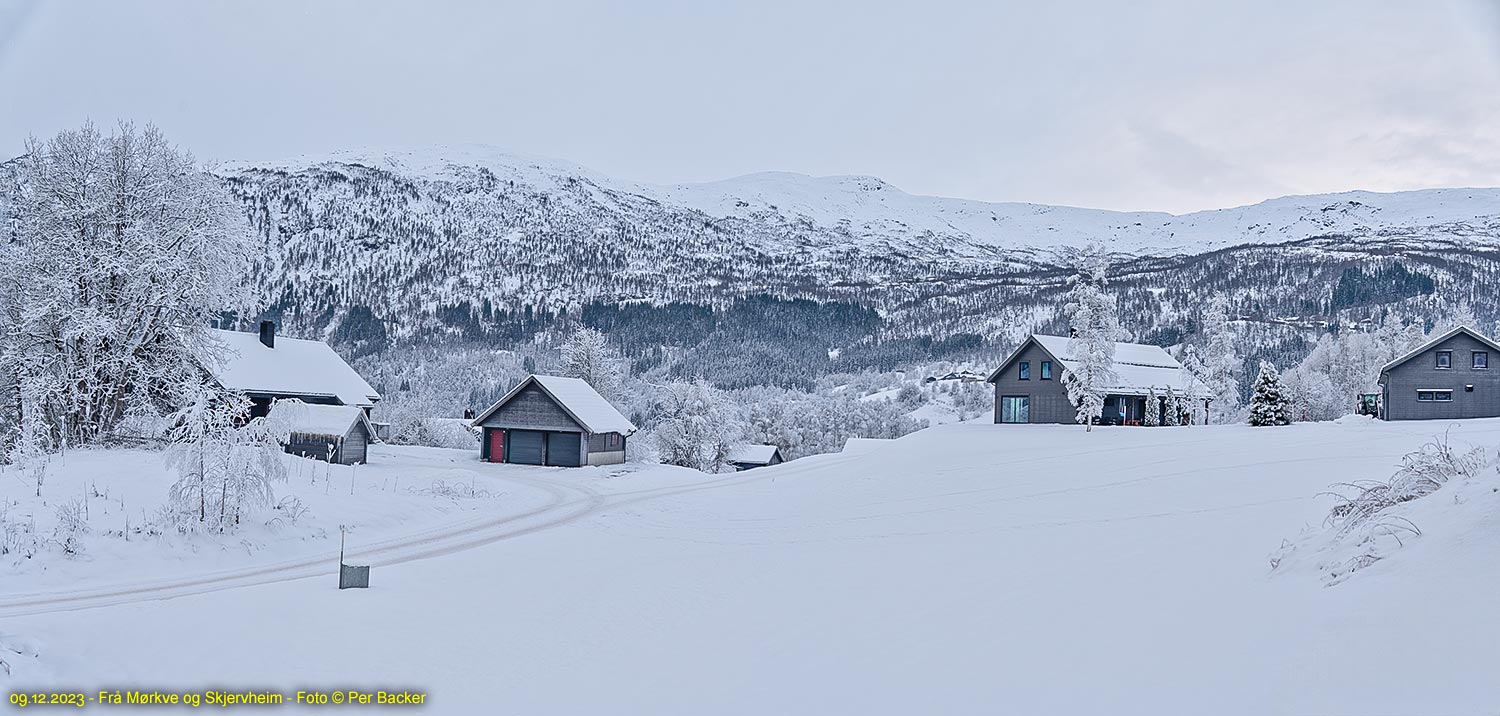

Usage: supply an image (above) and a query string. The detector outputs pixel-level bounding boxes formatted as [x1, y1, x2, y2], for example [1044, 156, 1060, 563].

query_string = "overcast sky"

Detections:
[2, 0, 1498, 213]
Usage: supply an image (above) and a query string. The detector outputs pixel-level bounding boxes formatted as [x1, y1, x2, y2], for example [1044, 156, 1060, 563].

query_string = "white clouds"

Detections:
[1, 0, 1498, 213]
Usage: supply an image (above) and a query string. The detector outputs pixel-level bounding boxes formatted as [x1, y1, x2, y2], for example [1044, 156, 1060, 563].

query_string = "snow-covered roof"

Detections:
[987, 334, 1212, 398]
[842, 437, 894, 455]
[202, 329, 380, 407]
[728, 444, 781, 465]
[1379, 325, 1500, 374]
[470, 375, 637, 436]
[269, 401, 374, 439]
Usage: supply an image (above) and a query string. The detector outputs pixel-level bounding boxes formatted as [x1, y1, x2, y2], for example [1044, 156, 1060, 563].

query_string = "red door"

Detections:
[488, 429, 505, 463]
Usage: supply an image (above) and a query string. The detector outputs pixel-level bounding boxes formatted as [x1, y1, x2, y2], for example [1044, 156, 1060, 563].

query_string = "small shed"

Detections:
[727, 444, 784, 471]
[271, 402, 377, 465]
[469, 375, 637, 467]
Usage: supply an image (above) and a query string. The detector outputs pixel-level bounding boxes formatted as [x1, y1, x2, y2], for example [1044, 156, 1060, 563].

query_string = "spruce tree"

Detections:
[1248, 361, 1292, 426]
[1143, 387, 1161, 426]
[1161, 386, 1179, 426]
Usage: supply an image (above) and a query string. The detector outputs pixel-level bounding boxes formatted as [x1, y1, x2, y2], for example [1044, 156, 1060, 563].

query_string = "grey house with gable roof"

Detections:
[1378, 326, 1500, 420]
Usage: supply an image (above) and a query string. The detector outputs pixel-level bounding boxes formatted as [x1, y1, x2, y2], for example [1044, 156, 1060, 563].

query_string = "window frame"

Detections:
[1417, 390, 1454, 402]
[1018, 361, 1030, 380]
[1000, 395, 1030, 423]
[1040, 361, 1052, 380]
[1436, 350, 1453, 369]
[1474, 351, 1489, 369]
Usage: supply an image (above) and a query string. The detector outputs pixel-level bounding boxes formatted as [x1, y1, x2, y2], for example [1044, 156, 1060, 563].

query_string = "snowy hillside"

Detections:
[5, 419, 1499, 712]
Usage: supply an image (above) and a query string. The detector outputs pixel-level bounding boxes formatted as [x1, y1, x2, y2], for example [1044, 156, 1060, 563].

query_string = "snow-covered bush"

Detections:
[738, 384, 927, 460]
[419, 480, 492, 500]
[1281, 321, 1426, 421]
[51, 499, 88, 555]
[951, 381, 991, 421]
[1271, 431, 1490, 584]
[1248, 361, 1292, 426]
[0, 503, 40, 560]
[394, 418, 479, 449]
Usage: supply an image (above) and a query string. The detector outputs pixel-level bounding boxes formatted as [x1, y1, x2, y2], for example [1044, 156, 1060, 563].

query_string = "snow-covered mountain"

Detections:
[8, 144, 1500, 387]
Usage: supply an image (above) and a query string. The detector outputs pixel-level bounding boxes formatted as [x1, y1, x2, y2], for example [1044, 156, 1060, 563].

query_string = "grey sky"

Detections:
[2, 0, 1498, 213]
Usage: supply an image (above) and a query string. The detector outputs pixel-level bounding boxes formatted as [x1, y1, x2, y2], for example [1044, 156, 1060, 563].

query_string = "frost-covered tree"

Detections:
[0, 122, 254, 447]
[1281, 319, 1427, 421]
[164, 385, 290, 531]
[558, 327, 622, 402]
[1160, 386, 1179, 426]
[1193, 295, 1241, 422]
[1143, 387, 1161, 427]
[650, 379, 742, 472]
[1248, 361, 1292, 427]
[1061, 248, 1122, 432]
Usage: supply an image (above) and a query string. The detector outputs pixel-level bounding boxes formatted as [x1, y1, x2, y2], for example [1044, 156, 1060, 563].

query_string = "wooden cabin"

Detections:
[470, 375, 636, 467]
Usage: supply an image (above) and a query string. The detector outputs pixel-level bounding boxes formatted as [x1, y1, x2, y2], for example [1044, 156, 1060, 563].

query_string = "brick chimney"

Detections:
[259, 320, 276, 349]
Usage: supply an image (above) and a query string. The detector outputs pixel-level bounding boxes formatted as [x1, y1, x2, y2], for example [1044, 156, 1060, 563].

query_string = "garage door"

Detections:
[545, 432, 582, 467]
[507, 430, 544, 465]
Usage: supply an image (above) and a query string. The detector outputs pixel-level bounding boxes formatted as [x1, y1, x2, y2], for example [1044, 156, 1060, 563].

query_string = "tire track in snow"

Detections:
[0, 463, 790, 617]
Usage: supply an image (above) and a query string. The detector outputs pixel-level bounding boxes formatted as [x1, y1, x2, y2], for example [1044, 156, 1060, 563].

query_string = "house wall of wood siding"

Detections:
[479, 385, 584, 432]
[990, 341, 1074, 424]
[585, 431, 627, 465]
[1382, 333, 1500, 420]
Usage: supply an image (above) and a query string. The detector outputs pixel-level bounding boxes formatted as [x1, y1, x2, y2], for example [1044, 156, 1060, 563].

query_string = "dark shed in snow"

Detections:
[469, 375, 636, 467]
[271, 401, 378, 465]
[727, 444, 784, 471]
[1378, 326, 1500, 420]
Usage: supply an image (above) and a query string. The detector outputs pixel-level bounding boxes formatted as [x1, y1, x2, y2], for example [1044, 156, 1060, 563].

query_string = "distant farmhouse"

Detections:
[271, 403, 378, 465]
[985, 334, 1212, 425]
[470, 375, 636, 467]
[727, 444, 784, 471]
[1378, 326, 1500, 420]
[204, 321, 380, 418]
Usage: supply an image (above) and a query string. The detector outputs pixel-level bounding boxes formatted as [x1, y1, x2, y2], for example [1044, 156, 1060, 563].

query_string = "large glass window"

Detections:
[1041, 361, 1052, 380]
[1018, 361, 1030, 380]
[1000, 396, 1030, 423]
[1437, 351, 1452, 369]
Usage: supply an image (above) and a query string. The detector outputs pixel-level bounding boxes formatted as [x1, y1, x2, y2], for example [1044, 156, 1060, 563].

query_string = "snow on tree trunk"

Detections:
[0, 123, 254, 448]
[1248, 361, 1293, 427]
[1061, 247, 1122, 432]
[164, 385, 291, 531]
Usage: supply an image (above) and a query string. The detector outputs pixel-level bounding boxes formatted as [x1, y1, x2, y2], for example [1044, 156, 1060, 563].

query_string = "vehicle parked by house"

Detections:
[469, 375, 636, 466]
[985, 334, 1213, 425]
[1377, 326, 1500, 420]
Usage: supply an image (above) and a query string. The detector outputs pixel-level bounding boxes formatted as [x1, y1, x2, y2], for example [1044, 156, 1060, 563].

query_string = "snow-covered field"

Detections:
[5, 418, 1500, 713]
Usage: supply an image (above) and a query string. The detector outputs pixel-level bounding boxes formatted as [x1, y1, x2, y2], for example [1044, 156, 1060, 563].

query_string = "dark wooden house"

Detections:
[985, 334, 1213, 425]
[1377, 326, 1500, 420]
[470, 375, 636, 467]
[202, 321, 380, 419]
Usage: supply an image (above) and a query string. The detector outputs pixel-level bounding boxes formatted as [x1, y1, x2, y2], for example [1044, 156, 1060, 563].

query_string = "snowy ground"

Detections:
[5, 418, 1500, 713]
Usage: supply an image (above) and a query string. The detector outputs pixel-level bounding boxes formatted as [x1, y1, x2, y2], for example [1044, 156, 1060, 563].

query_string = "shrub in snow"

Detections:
[51, 499, 88, 556]
[163, 386, 290, 532]
[0, 122, 254, 447]
[1248, 361, 1292, 426]
[0, 503, 40, 560]
[419, 480, 492, 500]
[1061, 247, 1123, 432]
[1271, 431, 1490, 584]
[1160, 386, 1179, 426]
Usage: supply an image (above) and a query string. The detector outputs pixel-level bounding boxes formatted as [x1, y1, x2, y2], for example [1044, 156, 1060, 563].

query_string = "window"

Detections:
[1418, 391, 1433, 401]
[1000, 396, 1030, 423]
[1436, 351, 1452, 369]
[1417, 390, 1453, 402]
[1474, 351, 1489, 369]
[1041, 361, 1052, 380]
[1018, 361, 1030, 380]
